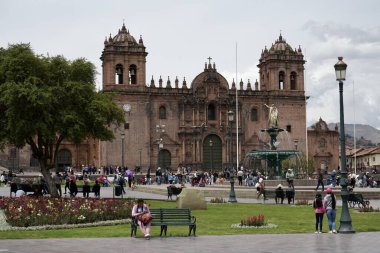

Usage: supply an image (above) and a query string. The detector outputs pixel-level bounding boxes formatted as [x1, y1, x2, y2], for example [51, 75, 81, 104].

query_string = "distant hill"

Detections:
[327, 123, 380, 145]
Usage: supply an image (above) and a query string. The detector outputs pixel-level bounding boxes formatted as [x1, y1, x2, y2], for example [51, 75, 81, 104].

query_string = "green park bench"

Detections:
[348, 193, 370, 208]
[131, 208, 196, 237]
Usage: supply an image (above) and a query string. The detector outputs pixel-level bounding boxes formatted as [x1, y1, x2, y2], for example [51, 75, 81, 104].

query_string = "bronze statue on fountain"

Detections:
[246, 104, 299, 178]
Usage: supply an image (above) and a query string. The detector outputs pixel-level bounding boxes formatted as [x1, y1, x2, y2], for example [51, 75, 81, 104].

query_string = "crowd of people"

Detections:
[314, 168, 378, 191]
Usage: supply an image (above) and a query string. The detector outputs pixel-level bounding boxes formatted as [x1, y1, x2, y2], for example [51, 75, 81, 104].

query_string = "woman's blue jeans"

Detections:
[326, 209, 336, 231]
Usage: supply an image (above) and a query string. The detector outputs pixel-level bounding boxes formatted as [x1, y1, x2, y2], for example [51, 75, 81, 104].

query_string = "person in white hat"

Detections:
[275, 184, 285, 204]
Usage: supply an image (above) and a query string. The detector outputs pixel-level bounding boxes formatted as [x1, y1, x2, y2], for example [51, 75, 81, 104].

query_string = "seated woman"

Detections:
[275, 184, 285, 204]
[131, 198, 152, 239]
[256, 178, 266, 200]
[286, 185, 295, 204]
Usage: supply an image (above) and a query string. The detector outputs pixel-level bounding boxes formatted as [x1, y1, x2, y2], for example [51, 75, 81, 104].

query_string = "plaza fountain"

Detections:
[246, 104, 299, 178]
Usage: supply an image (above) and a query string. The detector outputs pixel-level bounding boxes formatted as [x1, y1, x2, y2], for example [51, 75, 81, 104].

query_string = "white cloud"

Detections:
[304, 21, 380, 129]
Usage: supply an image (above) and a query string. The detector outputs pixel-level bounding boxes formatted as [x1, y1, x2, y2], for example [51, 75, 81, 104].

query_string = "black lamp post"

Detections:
[156, 123, 165, 169]
[209, 139, 213, 170]
[121, 132, 125, 168]
[334, 56, 355, 233]
[228, 110, 237, 203]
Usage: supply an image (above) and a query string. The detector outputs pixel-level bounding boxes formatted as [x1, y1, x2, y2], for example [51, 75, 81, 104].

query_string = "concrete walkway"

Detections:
[0, 232, 379, 253]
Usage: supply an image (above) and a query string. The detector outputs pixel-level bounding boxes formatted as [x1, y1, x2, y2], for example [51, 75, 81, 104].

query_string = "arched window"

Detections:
[159, 106, 166, 119]
[290, 72, 297, 90]
[279, 71, 285, 90]
[129, 64, 137, 84]
[208, 104, 216, 120]
[319, 138, 326, 148]
[115, 64, 123, 84]
[251, 108, 258, 121]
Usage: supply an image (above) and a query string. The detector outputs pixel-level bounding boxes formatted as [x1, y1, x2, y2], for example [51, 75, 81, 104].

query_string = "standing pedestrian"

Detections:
[126, 168, 133, 188]
[156, 167, 162, 185]
[69, 173, 78, 197]
[324, 187, 337, 233]
[237, 169, 244, 186]
[92, 179, 101, 198]
[53, 172, 62, 197]
[313, 193, 325, 233]
[82, 175, 91, 198]
[315, 169, 324, 191]
[286, 169, 295, 188]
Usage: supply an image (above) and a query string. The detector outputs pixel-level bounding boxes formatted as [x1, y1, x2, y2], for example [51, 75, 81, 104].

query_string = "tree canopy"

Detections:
[0, 43, 124, 196]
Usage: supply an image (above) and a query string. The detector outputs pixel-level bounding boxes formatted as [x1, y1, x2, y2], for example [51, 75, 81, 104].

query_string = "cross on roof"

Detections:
[207, 57, 212, 65]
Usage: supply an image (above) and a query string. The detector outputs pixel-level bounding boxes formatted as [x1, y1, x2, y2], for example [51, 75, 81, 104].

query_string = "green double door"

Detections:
[56, 149, 72, 171]
[203, 135, 222, 170]
[158, 149, 171, 170]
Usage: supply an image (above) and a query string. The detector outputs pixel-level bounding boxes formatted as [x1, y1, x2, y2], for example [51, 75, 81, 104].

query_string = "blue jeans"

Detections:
[316, 179, 324, 191]
[156, 176, 161, 185]
[326, 209, 336, 231]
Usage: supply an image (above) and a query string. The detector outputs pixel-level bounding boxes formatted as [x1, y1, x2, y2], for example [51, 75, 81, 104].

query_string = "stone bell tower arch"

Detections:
[101, 23, 148, 89]
[257, 34, 305, 92]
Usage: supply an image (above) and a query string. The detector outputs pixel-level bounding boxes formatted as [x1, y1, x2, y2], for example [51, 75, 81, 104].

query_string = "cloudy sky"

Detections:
[1, 0, 380, 129]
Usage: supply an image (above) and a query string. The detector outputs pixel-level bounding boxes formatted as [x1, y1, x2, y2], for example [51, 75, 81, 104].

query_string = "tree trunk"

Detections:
[39, 161, 59, 197]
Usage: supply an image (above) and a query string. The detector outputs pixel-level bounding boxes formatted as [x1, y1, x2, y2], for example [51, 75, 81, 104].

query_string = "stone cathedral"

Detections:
[99, 23, 308, 172]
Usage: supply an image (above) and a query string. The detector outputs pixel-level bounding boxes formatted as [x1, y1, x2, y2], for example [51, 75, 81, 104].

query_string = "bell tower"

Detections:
[257, 34, 305, 91]
[101, 23, 148, 89]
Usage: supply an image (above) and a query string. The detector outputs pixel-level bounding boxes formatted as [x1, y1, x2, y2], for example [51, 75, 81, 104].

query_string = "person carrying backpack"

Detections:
[313, 193, 325, 233]
[324, 187, 337, 233]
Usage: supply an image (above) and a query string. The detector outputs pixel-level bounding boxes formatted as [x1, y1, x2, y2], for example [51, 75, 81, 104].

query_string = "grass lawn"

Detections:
[1, 200, 379, 239]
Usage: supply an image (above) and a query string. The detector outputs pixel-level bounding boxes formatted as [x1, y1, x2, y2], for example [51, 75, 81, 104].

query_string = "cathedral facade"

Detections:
[99, 24, 308, 172]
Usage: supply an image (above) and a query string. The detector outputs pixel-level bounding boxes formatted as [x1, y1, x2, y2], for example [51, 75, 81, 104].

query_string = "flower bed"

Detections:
[240, 214, 266, 227]
[0, 196, 133, 227]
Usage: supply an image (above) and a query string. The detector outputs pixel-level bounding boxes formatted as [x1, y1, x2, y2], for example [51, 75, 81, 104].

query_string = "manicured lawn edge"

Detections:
[0, 199, 379, 239]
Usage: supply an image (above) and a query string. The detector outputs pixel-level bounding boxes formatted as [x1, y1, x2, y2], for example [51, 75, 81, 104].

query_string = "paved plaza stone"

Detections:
[0, 232, 379, 253]
[1, 180, 380, 253]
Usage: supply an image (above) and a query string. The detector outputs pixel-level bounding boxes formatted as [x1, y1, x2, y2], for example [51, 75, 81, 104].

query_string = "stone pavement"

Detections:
[0, 232, 379, 253]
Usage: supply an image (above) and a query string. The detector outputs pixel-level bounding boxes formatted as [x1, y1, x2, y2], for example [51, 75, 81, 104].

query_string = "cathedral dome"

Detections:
[191, 62, 229, 91]
[112, 23, 137, 45]
[270, 34, 294, 53]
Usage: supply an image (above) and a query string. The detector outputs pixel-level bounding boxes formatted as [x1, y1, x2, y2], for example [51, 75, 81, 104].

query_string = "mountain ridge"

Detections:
[327, 123, 380, 145]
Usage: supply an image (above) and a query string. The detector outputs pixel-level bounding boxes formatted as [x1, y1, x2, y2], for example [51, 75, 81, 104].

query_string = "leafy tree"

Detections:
[0, 44, 124, 197]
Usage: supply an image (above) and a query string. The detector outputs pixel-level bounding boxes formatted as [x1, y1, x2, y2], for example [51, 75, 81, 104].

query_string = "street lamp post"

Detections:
[121, 132, 125, 168]
[156, 123, 166, 169]
[209, 139, 213, 170]
[228, 110, 237, 203]
[139, 149, 142, 168]
[334, 56, 355, 233]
